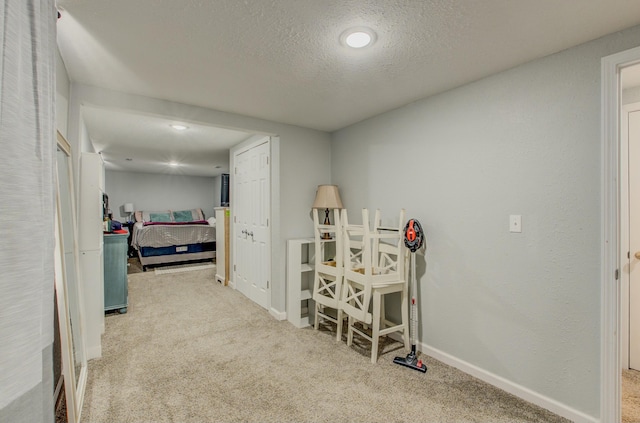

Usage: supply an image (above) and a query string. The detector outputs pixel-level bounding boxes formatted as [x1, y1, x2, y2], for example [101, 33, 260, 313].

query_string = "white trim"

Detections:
[420, 342, 597, 423]
[269, 308, 287, 320]
[621, 102, 631, 371]
[269, 136, 282, 317]
[602, 45, 640, 423]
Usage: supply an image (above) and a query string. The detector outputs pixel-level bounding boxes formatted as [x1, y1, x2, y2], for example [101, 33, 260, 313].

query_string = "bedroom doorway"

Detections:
[602, 45, 640, 423]
[232, 136, 271, 309]
[624, 100, 640, 371]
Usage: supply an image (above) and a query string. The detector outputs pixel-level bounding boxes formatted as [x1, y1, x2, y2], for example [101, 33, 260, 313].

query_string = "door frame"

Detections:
[602, 45, 640, 423]
[230, 135, 273, 309]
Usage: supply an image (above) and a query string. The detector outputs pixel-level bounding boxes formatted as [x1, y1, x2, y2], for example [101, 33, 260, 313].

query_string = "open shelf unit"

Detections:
[286, 238, 316, 328]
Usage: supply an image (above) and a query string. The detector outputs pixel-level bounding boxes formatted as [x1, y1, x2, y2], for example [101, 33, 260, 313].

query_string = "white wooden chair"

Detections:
[312, 208, 345, 341]
[340, 208, 410, 363]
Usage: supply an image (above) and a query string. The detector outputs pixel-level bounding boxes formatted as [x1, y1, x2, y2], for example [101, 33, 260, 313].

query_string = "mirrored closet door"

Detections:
[54, 131, 88, 423]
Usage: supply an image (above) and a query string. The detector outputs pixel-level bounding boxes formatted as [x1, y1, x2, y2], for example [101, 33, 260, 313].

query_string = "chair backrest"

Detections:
[341, 208, 368, 277]
[371, 208, 406, 282]
[313, 208, 342, 275]
[340, 208, 407, 324]
[342, 208, 406, 283]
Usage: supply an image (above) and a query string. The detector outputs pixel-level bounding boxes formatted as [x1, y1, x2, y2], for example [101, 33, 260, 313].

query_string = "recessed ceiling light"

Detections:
[170, 124, 188, 131]
[169, 161, 179, 167]
[341, 27, 376, 49]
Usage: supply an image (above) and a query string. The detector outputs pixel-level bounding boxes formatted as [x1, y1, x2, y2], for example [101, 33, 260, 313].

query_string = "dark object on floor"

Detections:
[394, 345, 427, 373]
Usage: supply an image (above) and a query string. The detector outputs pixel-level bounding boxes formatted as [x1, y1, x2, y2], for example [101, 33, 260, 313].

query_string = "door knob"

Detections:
[635, 252, 640, 260]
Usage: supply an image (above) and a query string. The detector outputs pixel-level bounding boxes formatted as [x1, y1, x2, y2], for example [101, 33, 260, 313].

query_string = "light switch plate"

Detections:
[510, 215, 522, 233]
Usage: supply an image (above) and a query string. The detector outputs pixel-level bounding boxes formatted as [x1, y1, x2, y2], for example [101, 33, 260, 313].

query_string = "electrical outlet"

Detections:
[509, 215, 522, 233]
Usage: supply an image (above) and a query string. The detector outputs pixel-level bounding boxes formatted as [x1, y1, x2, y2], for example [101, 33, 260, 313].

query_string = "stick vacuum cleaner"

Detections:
[393, 218, 427, 373]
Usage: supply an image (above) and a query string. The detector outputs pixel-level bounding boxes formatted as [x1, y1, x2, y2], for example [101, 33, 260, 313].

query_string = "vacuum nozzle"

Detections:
[393, 349, 427, 373]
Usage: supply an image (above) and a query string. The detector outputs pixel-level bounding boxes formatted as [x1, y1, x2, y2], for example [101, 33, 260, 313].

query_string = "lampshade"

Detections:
[124, 203, 134, 213]
[312, 185, 343, 209]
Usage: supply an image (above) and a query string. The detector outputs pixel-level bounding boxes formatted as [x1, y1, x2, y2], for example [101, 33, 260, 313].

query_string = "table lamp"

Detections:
[312, 185, 343, 239]
[124, 203, 134, 223]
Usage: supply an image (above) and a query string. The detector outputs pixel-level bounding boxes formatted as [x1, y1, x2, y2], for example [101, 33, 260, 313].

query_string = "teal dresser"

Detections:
[104, 231, 129, 313]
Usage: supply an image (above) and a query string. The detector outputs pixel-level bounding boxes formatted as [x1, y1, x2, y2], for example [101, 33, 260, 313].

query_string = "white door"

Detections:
[629, 109, 640, 370]
[233, 138, 270, 309]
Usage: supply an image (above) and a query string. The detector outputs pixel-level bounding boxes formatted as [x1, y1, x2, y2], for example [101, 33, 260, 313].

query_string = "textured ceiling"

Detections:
[56, 0, 640, 175]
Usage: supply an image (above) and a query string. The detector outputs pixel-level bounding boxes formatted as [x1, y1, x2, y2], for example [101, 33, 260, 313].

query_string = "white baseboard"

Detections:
[270, 308, 286, 321]
[384, 332, 597, 422]
[419, 342, 598, 423]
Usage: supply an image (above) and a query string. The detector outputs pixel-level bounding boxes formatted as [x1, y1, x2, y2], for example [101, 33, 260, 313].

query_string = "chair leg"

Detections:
[314, 304, 320, 330]
[336, 308, 343, 342]
[371, 291, 382, 364]
[380, 294, 386, 328]
[347, 315, 354, 346]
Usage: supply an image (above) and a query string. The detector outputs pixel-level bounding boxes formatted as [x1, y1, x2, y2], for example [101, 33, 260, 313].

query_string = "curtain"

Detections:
[0, 0, 56, 422]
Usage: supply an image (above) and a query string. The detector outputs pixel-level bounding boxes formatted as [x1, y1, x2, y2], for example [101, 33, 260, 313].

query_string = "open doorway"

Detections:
[602, 45, 640, 423]
[620, 62, 640, 422]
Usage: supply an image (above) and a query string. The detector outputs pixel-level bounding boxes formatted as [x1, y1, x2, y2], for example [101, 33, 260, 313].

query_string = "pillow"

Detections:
[149, 212, 172, 222]
[134, 211, 143, 223]
[172, 209, 194, 222]
[142, 210, 173, 222]
[207, 217, 216, 227]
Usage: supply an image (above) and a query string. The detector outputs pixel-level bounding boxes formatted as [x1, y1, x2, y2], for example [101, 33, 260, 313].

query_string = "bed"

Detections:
[131, 208, 216, 271]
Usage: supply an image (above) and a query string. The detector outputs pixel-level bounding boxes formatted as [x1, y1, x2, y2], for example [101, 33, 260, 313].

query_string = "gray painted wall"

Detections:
[105, 170, 217, 221]
[331, 24, 640, 419]
[212, 174, 222, 208]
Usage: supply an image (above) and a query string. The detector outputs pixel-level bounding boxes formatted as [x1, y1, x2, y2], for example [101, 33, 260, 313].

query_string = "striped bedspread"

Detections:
[132, 222, 216, 249]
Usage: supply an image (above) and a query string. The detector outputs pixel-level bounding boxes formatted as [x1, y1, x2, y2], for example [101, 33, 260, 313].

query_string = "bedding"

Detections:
[131, 208, 216, 270]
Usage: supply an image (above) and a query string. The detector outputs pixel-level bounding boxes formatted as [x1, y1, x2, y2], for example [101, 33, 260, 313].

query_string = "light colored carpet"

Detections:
[81, 268, 569, 423]
[623, 369, 640, 423]
[127, 257, 215, 275]
[127, 257, 144, 274]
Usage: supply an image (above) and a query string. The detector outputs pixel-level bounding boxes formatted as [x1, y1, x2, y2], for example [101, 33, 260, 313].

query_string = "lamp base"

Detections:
[322, 208, 332, 239]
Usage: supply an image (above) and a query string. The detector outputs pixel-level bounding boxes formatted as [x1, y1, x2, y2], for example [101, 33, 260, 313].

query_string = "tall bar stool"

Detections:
[340, 208, 409, 363]
[312, 208, 345, 341]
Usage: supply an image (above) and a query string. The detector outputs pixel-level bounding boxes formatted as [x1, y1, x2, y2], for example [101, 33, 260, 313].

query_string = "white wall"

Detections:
[331, 24, 640, 421]
[105, 170, 217, 221]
